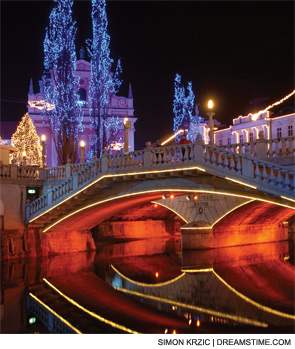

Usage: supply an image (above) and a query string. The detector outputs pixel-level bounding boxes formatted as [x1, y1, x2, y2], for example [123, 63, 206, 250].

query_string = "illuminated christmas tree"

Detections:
[10, 113, 43, 166]
[173, 74, 195, 142]
[86, 0, 122, 156]
[43, 0, 83, 164]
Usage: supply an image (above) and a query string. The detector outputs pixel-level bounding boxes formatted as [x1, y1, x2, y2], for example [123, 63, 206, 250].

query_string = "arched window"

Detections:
[78, 88, 87, 106]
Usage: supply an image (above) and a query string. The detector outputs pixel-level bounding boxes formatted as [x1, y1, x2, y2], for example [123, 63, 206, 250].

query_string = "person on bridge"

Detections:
[179, 134, 190, 160]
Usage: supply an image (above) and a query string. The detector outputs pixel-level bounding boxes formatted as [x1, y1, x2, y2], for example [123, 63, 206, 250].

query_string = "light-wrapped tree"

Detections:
[10, 113, 43, 166]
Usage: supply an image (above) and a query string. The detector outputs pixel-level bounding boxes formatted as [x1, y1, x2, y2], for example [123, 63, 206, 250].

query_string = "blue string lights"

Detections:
[86, 0, 123, 156]
[43, 0, 83, 165]
[173, 74, 196, 143]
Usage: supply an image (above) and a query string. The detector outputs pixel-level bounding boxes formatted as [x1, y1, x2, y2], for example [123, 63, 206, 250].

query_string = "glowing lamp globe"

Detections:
[208, 100, 214, 109]
[80, 140, 85, 148]
[41, 134, 46, 142]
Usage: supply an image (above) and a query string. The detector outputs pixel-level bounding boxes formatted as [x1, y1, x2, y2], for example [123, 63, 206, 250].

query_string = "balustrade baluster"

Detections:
[224, 154, 229, 169]
[262, 164, 269, 183]
[276, 168, 283, 187]
[236, 157, 242, 174]
[211, 151, 217, 165]
[284, 171, 291, 187]
[230, 155, 235, 171]
[217, 151, 223, 167]
[269, 167, 276, 185]
[268, 141, 274, 157]
[254, 162, 261, 180]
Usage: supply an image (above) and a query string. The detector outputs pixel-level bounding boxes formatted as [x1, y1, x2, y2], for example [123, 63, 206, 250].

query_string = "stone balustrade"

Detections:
[218, 136, 294, 159]
[25, 140, 294, 223]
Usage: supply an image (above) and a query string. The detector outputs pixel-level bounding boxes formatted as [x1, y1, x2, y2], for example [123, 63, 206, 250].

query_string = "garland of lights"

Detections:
[86, 0, 123, 157]
[173, 74, 196, 142]
[43, 0, 83, 165]
[10, 113, 43, 167]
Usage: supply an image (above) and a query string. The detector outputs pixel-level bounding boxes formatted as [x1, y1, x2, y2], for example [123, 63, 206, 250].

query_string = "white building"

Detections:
[214, 111, 295, 146]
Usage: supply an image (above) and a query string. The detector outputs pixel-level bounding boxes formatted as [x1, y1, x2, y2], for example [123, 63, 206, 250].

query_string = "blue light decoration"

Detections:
[86, 0, 123, 157]
[173, 74, 196, 143]
[43, 0, 84, 165]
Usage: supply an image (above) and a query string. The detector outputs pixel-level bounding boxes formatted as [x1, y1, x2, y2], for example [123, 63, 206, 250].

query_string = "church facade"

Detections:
[27, 56, 137, 167]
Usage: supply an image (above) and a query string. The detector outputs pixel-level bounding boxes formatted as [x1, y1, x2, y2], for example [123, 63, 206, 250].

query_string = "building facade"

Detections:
[27, 57, 137, 167]
[214, 111, 295, 146]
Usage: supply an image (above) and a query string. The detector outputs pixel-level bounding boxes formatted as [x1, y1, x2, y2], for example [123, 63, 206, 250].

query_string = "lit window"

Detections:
[78, 88, 87, 107]
[249, 133, 254, 142]
[288, 125, 293, 137]
[277, 128, 282, 139]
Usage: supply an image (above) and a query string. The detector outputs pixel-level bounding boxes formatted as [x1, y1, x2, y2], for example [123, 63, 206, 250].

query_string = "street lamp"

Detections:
[41, 134, 46, 167]
[80, 140, 85, 163]
[207, 99, 215, 145]
[124, 118, 131, 153]
[22, 150, 27, 166]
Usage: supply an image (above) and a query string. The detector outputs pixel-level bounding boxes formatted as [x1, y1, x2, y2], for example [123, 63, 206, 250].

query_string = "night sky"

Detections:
[1, 0, 294, 149]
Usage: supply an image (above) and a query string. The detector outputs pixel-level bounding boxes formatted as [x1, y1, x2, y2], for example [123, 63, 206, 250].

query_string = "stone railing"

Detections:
[26, 140, 294, 223]
[27, 158, 101, 218]
[0, 164, 45, 180]
[218, 136, 294, 159]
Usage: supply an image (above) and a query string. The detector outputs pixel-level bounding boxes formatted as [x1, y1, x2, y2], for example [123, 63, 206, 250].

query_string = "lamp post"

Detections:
[124, 118, 131, 153]
[207, 99, 215, 145]
[80, 140, 85, 163]
[22, 150, 27, 166]
[41, 134, 46, 167]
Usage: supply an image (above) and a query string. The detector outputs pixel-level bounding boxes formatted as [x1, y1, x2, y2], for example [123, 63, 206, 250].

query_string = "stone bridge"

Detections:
[22, 140, 294, 250]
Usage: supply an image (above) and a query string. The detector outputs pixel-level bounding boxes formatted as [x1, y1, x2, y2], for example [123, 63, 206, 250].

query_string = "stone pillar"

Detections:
[181, 221, 213, 250]
[255, 131, 267, 159]
[194, 134, 205, 162]
[143, 142, 152, 168]
[65, 161, 72, 178]
[101, 149, 109, 173]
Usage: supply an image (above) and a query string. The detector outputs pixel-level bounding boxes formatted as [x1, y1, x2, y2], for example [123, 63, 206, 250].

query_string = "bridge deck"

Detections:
[44, 271, 189, 334]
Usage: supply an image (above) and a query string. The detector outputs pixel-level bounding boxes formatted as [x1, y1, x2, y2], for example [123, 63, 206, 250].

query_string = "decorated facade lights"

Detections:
[251, 90, 295, 121]
[207, 99, 215, 145]
[80, 140, 86, 163]
[41, 135, 47, 167]
[28, 100, 55, 111]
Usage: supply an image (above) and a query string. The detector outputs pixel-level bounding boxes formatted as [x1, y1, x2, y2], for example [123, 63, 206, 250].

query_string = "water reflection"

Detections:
[1, 235, 294, 333]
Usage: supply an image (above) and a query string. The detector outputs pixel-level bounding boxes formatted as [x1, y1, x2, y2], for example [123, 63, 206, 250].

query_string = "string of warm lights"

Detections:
[111, 264, 186, 288]
[251, 90, 295, 121]
[10, 113, 43, 166]
[42, 278, 140, 333]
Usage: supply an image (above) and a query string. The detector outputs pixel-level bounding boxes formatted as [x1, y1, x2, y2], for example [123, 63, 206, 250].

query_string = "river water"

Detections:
[1, 234, 294, 334]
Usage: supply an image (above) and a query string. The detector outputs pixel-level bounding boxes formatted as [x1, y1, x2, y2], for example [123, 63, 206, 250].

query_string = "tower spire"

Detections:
[128, 83, 133, 98]
[28, 77, 34, 95]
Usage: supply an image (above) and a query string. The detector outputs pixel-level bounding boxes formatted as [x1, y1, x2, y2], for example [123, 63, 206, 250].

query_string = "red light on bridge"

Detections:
[172, 329, 177, 334]
[155, 272, 159, 278]
[154, 204, 158, 208]
[194, 195, 198, 200]
[196, 320, 200, 327]
[170, 194, 174, 199]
